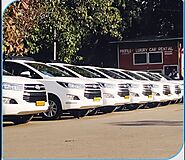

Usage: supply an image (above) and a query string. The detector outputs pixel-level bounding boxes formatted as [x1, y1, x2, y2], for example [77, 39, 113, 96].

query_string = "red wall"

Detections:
[119, 41, 179, 71]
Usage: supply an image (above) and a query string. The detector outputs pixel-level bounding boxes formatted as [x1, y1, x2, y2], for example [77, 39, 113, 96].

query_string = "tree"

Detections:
[3, 0, 44, 57]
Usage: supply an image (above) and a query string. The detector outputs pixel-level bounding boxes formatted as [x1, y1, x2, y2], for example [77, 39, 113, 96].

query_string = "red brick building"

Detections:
[111, 38, 183, 77]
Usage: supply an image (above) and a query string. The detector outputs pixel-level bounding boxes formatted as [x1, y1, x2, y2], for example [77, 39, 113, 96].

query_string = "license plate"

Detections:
[36, 101, 45, 106]
[124, 96, 129, 99]
[148, 95, 153, 98]
[93, 97, 101, 102]
[168, 94, 171, 96]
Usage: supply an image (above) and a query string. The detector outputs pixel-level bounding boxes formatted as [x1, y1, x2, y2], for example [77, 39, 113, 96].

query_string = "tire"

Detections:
[147, 102, 159, 108]
[70, 109, 90, 118]
[170, 100, 176, 104]
[160, 101, 170, 106]
[11, 115, 33, 124]
[99, 106, 117, 113]
[42, 95, 62, 120]
[87, 109, 98, 116]
[128, 104, 140, 110]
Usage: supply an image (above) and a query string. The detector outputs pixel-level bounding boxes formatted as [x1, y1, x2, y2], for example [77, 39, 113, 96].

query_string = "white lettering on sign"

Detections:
[120, 49, 132, 55]
[149, 47, 157, 52]
[135, 48, 148, 53]
[120, 46, 174, 55]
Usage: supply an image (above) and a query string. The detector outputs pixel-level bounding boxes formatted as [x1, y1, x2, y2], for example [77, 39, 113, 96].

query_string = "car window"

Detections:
[50, 65, 79, 78]
[121, 71, 147, 81]
[64, 66, 101, 78]
[137, 72, 159, 81]
[4, 62, 42, 79]
[3, 70, 12, 76]
[97, 69, 124, 79]
[159, 73, 172, 80]
[110, 70, 132, 80]
[82, 68, 108, 78]
[26, 63, 72, 77]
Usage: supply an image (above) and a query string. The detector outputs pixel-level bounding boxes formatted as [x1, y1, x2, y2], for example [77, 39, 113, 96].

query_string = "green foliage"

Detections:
[25, 0, 124, 63]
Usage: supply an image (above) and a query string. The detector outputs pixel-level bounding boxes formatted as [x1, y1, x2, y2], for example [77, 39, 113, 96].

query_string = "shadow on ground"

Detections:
[109, 120, 183, 127]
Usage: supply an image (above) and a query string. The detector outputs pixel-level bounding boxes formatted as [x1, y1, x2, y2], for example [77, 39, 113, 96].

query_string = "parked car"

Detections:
[3, 70, 49, 124]
[4, 60, 103, 119]
[104, 68, 160, 108]
[80, 66, 154, 110]
[146, 72, 183, 103]
[134, 71, 176, 106]
[48, 63, 131, 113]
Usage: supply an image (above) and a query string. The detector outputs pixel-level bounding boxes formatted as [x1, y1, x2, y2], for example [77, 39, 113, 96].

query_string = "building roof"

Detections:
[109, 37, 183, 44]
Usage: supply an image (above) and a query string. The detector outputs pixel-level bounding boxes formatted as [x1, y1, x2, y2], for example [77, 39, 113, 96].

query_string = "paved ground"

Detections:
[3, 103, 183, 159]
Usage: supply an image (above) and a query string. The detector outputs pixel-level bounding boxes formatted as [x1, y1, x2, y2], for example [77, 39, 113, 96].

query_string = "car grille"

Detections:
[84, 84, 101, 99]
[175, 85, 181, 94]
[23, 84, 47, 102]
[142, 84, 152, 96]
[117, 84, 129, 97]
[163, 85, 171, 95]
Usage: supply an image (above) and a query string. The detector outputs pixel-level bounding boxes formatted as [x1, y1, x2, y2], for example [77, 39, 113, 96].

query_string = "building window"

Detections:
[149, 52, 163, 64]
[133, 53, 147, 65]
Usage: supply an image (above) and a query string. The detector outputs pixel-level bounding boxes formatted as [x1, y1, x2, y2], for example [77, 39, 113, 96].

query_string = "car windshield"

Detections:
[97, 69, 124, 79]
[82, 67, 108, 78]
[110, 70, 132, 80]
[147, 72, 162, 80]
[121, 71, 147, 80]
[51, 65, 79, 78]
[26, 63, 72, 77]
[150, 73, 162, 79]
[65, 66, 100, 78]
[159, 73, 173, 80]
[137, 72, 159, 81]
[3, 70, 12, 76]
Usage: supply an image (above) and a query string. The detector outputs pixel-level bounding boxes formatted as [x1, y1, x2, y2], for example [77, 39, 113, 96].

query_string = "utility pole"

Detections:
[54, 29, 57, 60]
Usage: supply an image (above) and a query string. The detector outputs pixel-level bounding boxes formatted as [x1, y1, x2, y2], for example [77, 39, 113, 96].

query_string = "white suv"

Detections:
[3, 70, 49, 124]
[134, 71, 174, 106]
[147, 72, 183, 103]
[4, 60, 103, 119]
[48, 63, 131, 112]
[81, 66, 154, 110]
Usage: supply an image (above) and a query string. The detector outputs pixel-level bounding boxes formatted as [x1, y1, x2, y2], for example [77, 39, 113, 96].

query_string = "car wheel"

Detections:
[99, 106, 117, 113]
[42, 96, 62, 120]
[147, 102, 159, 108]
[11, 115, 33, 124]
[160, 101, 170, 106]
[128, 104, 140, 110]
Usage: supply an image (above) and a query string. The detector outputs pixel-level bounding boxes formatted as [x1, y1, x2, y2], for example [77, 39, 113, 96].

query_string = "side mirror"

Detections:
[20, 71, 31, 77]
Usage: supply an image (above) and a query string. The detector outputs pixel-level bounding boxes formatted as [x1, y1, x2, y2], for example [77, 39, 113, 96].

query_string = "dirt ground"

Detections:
[3, 103, 183, 159]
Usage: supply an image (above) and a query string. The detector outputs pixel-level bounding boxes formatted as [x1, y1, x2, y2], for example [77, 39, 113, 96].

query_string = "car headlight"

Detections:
[130, 83, 140, 88]
[3, 82, 23, 91]
[151, 84, 160, 88]
[57, 82, 85, 89]
[98, 83, 116, 88]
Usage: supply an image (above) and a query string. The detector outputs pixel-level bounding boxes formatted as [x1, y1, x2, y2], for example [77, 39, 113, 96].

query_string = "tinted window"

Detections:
[51, 65, 79, 78]
[110, 70, 132, 80]
[121, 71, 147, 80]
[4, 61, 42, 79]
[97, 69, 124, 79]
[137, 72, 159, 81]
[65, 66, 100, 78]
[82, 68, 108, 78]
[26, 63, 71, 77]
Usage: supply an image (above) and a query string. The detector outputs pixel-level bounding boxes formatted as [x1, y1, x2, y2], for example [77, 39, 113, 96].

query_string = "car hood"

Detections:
[3, 75, 43, 85]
